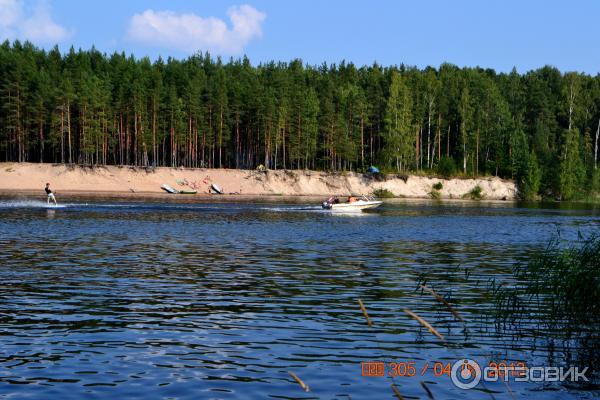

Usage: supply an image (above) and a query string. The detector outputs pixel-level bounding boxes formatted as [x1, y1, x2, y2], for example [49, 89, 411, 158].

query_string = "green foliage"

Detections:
[436, 156, 456, 177]
[592, 169, 600, 196]
[525, 237, 600, 322]
[429, 189, 441, 199]
[559, 128, 585, 200]
[372, 188, 394, 198]
[459, 85, 474, 174]
[429, 181, 443, 199]
[525, 151, 542, 198]
[0, 41, 598, 201]
[463, 185, 484, 200]
[383, 72, 413, 171]
[494, 236, 600, 371]
[517, 151, 542, 200]
[511, 116, 529, 179]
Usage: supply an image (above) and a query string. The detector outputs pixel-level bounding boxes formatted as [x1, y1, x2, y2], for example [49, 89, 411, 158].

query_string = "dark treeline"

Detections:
[1, 41, 599, 199]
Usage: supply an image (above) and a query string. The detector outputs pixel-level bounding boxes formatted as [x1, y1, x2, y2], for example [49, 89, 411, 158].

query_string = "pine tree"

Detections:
[524, 151, 541, 199]
[559, 127, 585, 200]
[383, 72, 413, 171]
[459, 85, 474, 174]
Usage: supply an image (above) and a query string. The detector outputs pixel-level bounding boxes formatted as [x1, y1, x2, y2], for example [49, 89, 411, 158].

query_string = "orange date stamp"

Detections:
[361, 361, 452, 378]
[361, 360, 529, 378]
[361, 361, 386, 377]
[362, 359, 589, 389]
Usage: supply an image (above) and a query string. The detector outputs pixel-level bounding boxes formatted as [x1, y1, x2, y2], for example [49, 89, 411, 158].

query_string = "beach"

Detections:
[0, 162, 516, 199]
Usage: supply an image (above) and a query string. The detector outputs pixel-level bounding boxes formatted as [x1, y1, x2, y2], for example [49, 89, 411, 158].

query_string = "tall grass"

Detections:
[494, 235, 600, 384]
[496, 235, 599, 328]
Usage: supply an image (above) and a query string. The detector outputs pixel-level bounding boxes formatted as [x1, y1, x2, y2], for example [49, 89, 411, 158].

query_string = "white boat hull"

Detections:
[322, 200, 383, 211]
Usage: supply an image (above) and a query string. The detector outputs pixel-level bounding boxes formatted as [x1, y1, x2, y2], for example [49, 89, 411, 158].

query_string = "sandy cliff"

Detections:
[0, 163, 517, 199]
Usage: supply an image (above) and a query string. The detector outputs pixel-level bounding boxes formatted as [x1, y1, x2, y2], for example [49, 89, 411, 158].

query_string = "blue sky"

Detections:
[1, 0, 599, 73]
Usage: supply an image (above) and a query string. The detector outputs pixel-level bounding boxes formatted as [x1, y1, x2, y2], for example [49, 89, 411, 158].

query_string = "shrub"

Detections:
[396, 173, 409, 183]
[463, 185, 484, 200]
[372, 172, 387, 182]
[436, 156, 456, 177]
[432, 182, 443, 191]
[592, 169, 600, 195]
[516, 151, 541, 200]
[373, 188, 394, 198]
[429, 189, 441, 199]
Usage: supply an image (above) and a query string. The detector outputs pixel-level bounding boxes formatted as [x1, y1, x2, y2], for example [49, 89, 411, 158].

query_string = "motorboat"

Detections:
[322, 195, 383, 211]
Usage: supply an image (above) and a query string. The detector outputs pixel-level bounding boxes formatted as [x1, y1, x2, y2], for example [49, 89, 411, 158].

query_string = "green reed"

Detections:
[494, 234, 600, 384]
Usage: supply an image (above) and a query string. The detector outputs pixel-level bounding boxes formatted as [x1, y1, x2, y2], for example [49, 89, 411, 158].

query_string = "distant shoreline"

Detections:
[0, 162, 517, 200]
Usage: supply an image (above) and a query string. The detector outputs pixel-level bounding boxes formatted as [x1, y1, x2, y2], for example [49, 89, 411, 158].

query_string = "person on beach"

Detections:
[45, 183, 57, 205]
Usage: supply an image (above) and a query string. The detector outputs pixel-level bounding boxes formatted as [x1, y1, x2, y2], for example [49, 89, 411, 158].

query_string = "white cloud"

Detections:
[0, 0, 71, 44]
[0, 0, 22, 39]
[126, 4, 266, 55]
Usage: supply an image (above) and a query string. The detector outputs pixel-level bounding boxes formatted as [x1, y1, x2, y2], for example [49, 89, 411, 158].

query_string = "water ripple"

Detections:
[0, 199, 598, 399]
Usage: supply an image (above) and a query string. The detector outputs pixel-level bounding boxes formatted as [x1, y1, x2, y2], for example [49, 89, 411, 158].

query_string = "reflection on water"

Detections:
[0, 198, 598, 399]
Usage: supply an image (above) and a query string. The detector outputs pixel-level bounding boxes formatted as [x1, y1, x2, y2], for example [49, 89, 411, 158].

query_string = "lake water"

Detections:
[0, 196, 598, 399]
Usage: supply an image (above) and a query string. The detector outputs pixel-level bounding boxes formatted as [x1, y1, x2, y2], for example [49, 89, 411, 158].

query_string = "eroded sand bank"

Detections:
[0, 162, 516, 199]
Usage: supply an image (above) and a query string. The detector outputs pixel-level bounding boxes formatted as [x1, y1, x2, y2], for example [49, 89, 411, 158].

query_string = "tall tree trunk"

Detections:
[60, 107, 65, 163]
[194, 120, 198, 168]
[419, 125, 423, 169]
[80, 106, 86, 164]
[219, 108, 223, 168]
[264, 122, 270, 168]
[360, 117, 364, 168]
[447, 125, 451, 157]
[236, 118, 240, 169]
[567, 80, 575, 133]
[134, 111, 138, 166]
[595, 118, 599, 170]
[126, 116, 130, 165]
[16, 87, 23, 163]
[427, 109, 431, 168]
[415, 125, 419, 169]
[370, 126, 374, 166]
[207, 105, 212, 168]
[103, 114, 107, 164]
[463, 142, 467, 173]
[297, 113, 302, 170]
[437, 113, 441, 161]
[141, 113, 148, 167]
[119, 113, 123, 165]
[170, 125, 175, 167]
[152, 104, 157, 166]
[67, 102, 72, 164]
[282, 123, 286, 170]
[188, 115, 192, 167]
[274, 125, 278, 170]
[201, 124, 206, 168]
[39, 119, 44, 163]
[476, 128, 479, 176]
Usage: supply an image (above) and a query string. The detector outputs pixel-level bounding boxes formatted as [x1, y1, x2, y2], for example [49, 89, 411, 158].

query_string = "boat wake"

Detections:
[0, 201, 377, 215]
[258, 205, 325, 212]
[0, 200, 69, 209]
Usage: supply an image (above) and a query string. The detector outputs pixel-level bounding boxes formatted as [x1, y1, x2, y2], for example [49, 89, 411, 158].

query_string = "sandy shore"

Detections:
[0, 162, 516, 200]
